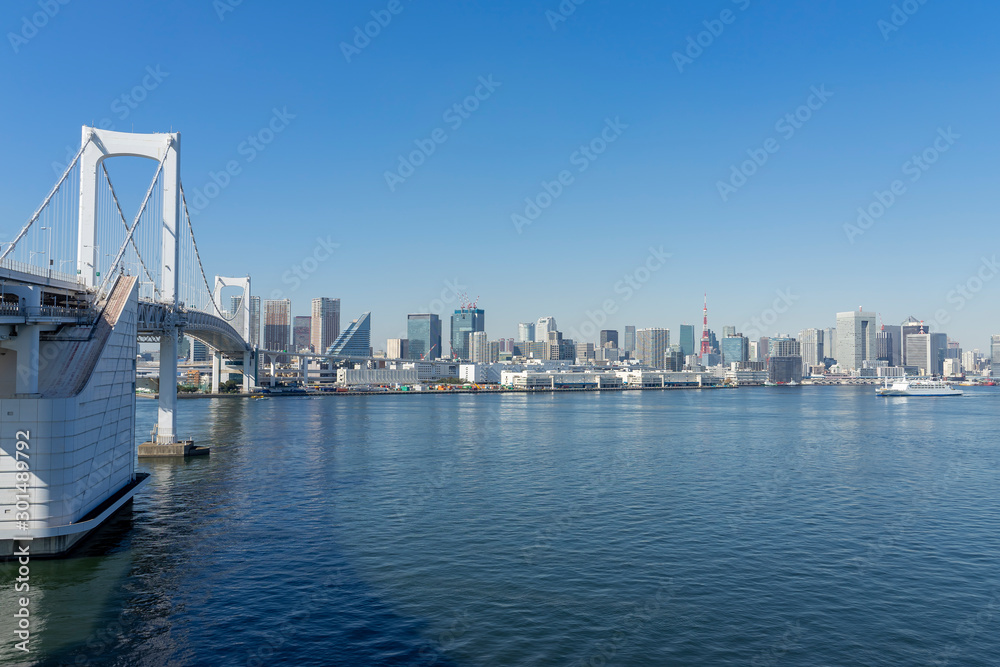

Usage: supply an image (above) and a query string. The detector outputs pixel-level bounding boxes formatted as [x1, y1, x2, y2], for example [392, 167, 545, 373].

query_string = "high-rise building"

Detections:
[836, 311, 876, 371]
[263, 299, 291, 361]
[536, 317, 557, 344]
[636, 328, 670, 368]
[768, 356, 803, 384]
[469, 331, 489, 363]
[311, 298, 341, 355]
[876, 329, 895, 366]
[191, 338, 209, 362]
[230, 295, 245, 341]
[575, 342, 595, 363]
[624, 326, 636, 353]
[545, 330, 563, 361]
[722, 325, 736, 339]
[328, 312, 372, 357]
[758, 337, 770, 361]
[407, 314, 442, 360]
[822, 327, 836, 362]
[900, 317, 926, 366]
[992, 335, 1000, 376]
[749, 340, 759, 363]
[518, 322, 536, 343]
[599, 329, 619, 348]
[679, 324, 695, 359]
[799, 329, 824, 370]
[451, 308, 486, 360]
[769, 337, 801, 358]
[293, 316, 311, 351]
[387, 338, 409, 359]
[721, 335, 749, 366]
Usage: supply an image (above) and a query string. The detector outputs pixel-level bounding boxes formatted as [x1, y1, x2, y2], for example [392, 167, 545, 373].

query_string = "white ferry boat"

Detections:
[876, 377, 963, 397]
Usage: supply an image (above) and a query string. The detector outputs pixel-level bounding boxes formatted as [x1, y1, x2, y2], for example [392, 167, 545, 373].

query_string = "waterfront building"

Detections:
[327, 312, 372, 357]
[451, 308, 486, 360]
[624, 325, 637, 353]
[407, 314, 442, 360]
[822, 327, 836, 362]
[636, 328, 670, 368]
[768, 355, 803, 383]
[387, 338, 409, 360]
[600, 329, 619, 348]
[263, 299, 291, 360]
[992, 335, 1000, 376]
[799, 329, 824, 372]
[721, 335, 749, 365]
[904, 332, 947, 376]
[836, 311, 876, 371]
[470, 331, 489, 363]
[679, 324, 695, 359]
[293, 316, 311, 351]
[310, 298, 341, 355]
[769, 337, 800, 358]
[518, 322, 536, 343]
[900, 317, 926, 366]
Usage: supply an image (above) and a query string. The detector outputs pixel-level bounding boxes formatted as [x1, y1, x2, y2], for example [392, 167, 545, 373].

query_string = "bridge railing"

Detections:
[0, 257, 80, 284]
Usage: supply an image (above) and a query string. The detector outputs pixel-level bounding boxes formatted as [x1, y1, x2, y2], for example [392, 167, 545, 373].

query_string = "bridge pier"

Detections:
[157, 328, 178, 442]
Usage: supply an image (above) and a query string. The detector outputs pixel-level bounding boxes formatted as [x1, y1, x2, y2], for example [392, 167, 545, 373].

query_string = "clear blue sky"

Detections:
[2, 0, 998, 352]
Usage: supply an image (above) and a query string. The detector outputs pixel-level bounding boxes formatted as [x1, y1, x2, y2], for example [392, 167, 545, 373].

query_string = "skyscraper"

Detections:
[624, 326, 636, 353]
[469, 331, 489, 363]
[836, 310, 876, 371]
[328, 312, 372, 357]
[311, 298, 341, 355]
[599, 329, 619, 348]
[636, 328, 670, 368]
[451, 308, 486, 360]
[293, 316, 311, 351]
[991, 335, 1000, 376]
[679, 324, 695, 359]
[722, 325, 736, 339]
[517, 322, 536, 343]
[536, 317, 556, 344]
[721, 335, 749, 366]
[876, 329, 895, 366]
[799, 328, 824, 371]
[822, 326, 836, 362]
[407, 314, 442, 360]
[263, 299, 291, 361]
[900, 317, 926, 366]
[249, 295, 261, 347]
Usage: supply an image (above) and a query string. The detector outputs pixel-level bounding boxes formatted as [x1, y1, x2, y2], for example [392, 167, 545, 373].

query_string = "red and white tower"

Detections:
[700, 293, 712, 358]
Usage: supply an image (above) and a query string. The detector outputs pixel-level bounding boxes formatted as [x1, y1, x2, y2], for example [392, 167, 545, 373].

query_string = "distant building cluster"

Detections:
[196, 290, 1000, 390]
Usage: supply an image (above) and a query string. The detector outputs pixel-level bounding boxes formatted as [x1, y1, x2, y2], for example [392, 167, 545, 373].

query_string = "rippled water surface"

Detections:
[2, 386, 1000, 666]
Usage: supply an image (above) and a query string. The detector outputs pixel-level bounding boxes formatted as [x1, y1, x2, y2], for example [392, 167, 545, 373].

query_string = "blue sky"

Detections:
[2, 0, 999, 353]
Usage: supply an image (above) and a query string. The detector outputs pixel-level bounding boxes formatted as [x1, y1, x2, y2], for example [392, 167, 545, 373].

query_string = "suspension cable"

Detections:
[101, 163, 161, 298]
[0, 136, 90, 264]
[178, 183, 239, 322]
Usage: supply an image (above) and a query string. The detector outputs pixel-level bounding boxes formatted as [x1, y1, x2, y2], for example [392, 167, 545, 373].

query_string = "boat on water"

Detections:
[876, 376, 963, 397]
